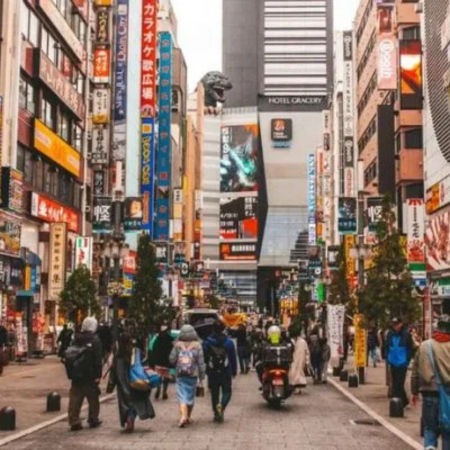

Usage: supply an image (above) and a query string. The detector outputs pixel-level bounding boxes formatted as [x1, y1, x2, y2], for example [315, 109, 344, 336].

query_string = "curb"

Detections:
[328, 377, 422, 450]
[0, 394, 115, 447]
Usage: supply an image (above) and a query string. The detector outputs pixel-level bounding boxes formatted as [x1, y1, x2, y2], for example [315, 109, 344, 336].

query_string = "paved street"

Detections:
[3, 371, 413, 450]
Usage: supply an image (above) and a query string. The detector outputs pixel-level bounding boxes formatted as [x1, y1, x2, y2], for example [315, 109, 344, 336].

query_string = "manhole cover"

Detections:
[351, 419, 381, 426]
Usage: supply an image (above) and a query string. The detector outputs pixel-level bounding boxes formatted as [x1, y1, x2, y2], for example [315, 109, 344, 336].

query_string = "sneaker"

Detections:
[89, 420, 102, 429]
[216, 404, 223, 423]
[70, 424, 83, 432]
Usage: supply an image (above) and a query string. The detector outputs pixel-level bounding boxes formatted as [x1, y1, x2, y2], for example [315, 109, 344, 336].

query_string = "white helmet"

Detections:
[267, 325, 281, 344]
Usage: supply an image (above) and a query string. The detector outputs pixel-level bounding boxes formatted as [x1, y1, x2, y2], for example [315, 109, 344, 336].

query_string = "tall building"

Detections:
[223, 0, 334, 108]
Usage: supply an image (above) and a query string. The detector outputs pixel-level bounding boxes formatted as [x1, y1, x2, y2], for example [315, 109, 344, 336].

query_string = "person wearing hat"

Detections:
[411, 312, 450, 450]
[68, 317, 103, 431]
[386, 317, 414, 409]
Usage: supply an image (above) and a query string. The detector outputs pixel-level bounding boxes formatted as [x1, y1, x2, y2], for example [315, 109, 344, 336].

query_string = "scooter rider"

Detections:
[255, 325, 287, 383]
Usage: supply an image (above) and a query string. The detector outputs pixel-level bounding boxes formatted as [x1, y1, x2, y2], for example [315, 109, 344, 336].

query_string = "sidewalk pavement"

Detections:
[0, 356, 107, 438]
[331, 359, 422, 446]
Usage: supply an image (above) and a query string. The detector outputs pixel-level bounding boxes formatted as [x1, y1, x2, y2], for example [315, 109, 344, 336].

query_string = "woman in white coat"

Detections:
[289, 333, 310, 393]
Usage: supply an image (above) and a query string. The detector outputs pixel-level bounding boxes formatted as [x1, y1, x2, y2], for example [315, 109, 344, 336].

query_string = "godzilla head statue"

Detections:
[200, 71, 233, 108]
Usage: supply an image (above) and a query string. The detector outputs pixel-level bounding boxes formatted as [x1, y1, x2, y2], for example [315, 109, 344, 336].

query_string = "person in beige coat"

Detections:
[289, 333, 310, 393]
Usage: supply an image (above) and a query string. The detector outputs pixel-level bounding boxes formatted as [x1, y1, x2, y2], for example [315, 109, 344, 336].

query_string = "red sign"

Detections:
[123, 251, 136, 274]
[140, 0, 157, 117]
[93, 46, 111, 83]
[30, 192, 79, 233]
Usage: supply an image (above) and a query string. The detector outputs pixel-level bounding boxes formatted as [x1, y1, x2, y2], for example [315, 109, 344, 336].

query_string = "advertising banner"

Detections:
[95, 8, 110, 43]
[124, 197, 143, 230]
[93, 197, 112, 232]
[426, 176, 450, 214]
[1, 168, 23, 214]
[354, 314, 367, 368]
[219, 243, 257, 261]
[90, 126, 110, 165]
[140, 0, 158, 117]
[220, 125, 258, 193]
[48, 223, 67, 300]
[0, 220, 21, 257]
[377, 34, 397, 90]
[367, 197, 383, 233]
[406, 199, 425, 263]
[308, 153, 316, 245]
[93, 46, 111, 84]
[400, 40, 423, 109]
[327, 305, 345, 367]
[338, 197, 357, 234]
[113, 0, 129, 161]
[154, 198, 170, 241]
[140, 118, 155, 235]
[93, 170, 106, 197]
[344, 235, 356, 280]
[220, 196, 258, 240]
[37, 51, 84, 119]
[34, 120, 81, 177]
[271, 119, 292, 148]
[30, 192, 79, 232]
[343, 31, 354, 139]
[123, 272, 134, 296]
[92, 88, 110, 124]
[155, 242, 169, 264]
[75, 237, 93, 270]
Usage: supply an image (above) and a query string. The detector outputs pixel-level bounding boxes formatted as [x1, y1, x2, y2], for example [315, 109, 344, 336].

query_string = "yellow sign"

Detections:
[354, 314, 367, 368]
[344, 235, 356, 278]
[34, 120, 81, 178]
[94, 0, 113, 5]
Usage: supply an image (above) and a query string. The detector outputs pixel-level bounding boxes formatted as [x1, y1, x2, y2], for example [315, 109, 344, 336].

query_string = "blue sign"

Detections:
[114, 0, 128, 122]
[154, 32, 172, 240]
[308, 154, 316, 245]
[141, 118, 155, 236]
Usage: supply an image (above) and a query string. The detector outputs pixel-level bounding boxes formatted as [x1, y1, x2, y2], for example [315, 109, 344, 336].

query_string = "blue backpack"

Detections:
[387, 334, 408, 368]
[427, 341, 450, 433]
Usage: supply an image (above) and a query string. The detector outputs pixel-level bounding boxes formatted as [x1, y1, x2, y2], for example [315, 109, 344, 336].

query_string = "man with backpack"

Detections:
[386, 317, 414, 409]
[65, 317, 103, 431]
[203, 321, 237, 423]
[412, 312, 450, 450]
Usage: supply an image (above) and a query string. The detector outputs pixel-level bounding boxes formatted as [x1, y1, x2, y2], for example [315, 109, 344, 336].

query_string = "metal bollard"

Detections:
[339, 370, 348, 382]
[46, 392, 61, 412]
[389, 398, 404, 418]
[348, 374, 359, 388]
[0, 407, 16, 431]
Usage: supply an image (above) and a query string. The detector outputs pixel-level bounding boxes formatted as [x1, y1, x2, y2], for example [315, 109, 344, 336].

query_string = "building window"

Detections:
[51, 169, 59, 197]
[364, 160, 378, 186]
[41, 98, 55, 130]
[57, 111, 71, 142]
[43, 162, 52, 193]
[34, 157, 44, 191]
[24, 151, 33, 184]
[404, 128, 423, 149]
[17, 145, 26, 173]
[19, 76, 36, 114]
[21, 2, 39, 47]
[73, 124, 83, 152]
[59, 173, 71, 204]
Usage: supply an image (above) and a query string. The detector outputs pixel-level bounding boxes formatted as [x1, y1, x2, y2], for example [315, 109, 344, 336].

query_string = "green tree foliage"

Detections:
[60, 267, 99, 324]
[360, 195, 420, 328]
[128, 233, 163, 333]
[328, 242, 351, 308]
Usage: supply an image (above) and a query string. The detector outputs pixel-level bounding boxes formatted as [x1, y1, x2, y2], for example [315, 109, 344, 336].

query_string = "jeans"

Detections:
[422, 393, 450, 450]
[209, 375, 232, 415]
[391, 366, 408, 407]
[237, 347, 250, 373]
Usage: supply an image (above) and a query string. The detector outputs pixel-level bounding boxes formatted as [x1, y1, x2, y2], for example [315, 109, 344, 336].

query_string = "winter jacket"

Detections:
[367, 331, 379, 351]
[411, 337, 450, 396]
[152, 332, 174, 368]
[203, 332, 238, 379]
[72, 331, 103, 381]
[386, 327, 413, 368]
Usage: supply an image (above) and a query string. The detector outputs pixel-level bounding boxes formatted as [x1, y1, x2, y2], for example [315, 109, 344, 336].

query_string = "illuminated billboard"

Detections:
[220, 196, 258, 240]
[400, 40, 423, 110]
[220, 125, 258, 192]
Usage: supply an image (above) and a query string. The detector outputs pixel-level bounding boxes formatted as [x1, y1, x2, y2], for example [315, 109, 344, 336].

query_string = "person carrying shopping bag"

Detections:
[169, 325, 206, 428]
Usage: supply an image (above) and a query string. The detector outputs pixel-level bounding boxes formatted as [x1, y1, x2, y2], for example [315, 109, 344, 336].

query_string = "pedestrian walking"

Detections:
[386, 317, 414, 409]
[57, 324, 73, 360]
[288, 332, 309, 393]
[411, 313, 450, 450]
[152, 323, 174, 400]
[97, 322, 113, 363]
[321, 337, 331, 383]
[107, 331, 155, 433]
[169, 325, 206, 428]
[250, 327, 264, 370]
[203, 321, 237, 423]
[0, 321, 7, 375]
[367, 328, 380, 368]
[232, 324, 250, 374]
[65, 317, 103, 431]
[308, 333, 323, 383]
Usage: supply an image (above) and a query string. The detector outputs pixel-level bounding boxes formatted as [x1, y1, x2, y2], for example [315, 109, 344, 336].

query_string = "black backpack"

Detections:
[64, 343, 93, 382]
[208, 342, 229, 375]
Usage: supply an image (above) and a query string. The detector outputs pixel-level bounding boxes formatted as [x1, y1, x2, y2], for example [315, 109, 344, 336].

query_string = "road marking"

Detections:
[0, 394, 114, 447]
[328, 377, 422, 450]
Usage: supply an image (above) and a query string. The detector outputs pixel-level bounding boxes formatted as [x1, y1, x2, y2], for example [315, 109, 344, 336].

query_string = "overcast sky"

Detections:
[171, 0, 359, 91]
